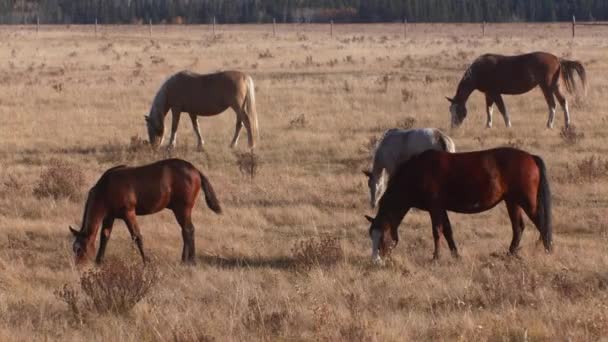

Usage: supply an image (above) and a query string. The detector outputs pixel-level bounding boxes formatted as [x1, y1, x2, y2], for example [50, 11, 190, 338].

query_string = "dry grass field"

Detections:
[0, 22, 607, 341]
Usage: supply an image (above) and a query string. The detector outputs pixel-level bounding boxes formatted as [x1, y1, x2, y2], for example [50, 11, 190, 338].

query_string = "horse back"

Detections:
[394, 148, 539, 213]
[96, 159, 201, 215]
[473, 52, 559, 94]
[166, 70, 249, 115]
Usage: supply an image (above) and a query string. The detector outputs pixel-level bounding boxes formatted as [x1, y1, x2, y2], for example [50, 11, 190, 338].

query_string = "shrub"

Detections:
[292, 235, 343, 270]
[288, 114, 308, 129]
[560, 125, 584, 144]
[56, 258, 160, 316]
[396, 116, 416, 129]
[234, 151, 260, 179]
[81, 258, 159, 314]
[33, 158, 85, 201]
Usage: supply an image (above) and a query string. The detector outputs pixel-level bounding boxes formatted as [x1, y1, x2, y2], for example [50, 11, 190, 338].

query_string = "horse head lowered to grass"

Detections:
[365, 147, 552, 264]
[69, 158, 221, 266]
[447, 51, 585, 129]
[145, 70, 259, 151]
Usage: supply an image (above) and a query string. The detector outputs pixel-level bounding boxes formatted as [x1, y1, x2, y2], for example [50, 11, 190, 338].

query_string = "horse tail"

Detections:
[435, 129, 456, 153]
[243, 75, 259, 149]
[532, 155, 552, 253]
[198, 171, 222, 214]
[559, 59, 587, 94]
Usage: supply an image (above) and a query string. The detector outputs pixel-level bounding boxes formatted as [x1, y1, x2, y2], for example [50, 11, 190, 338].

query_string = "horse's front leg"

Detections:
[485, 93, 495, 128]
[429, 210, 444, 260]
[95, 216, 115, 264]
[167, 109, 181, 150]
[124, 211, 147, 264]
[189, 113, 204, 151]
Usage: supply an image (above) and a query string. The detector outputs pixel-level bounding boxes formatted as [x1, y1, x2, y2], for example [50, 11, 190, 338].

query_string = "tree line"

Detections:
[1, 0, 608, 25]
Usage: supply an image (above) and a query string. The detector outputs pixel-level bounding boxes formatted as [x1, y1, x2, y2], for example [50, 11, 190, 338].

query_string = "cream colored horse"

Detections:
[363, 128, 456, 208]
[145, 70, 259, 150]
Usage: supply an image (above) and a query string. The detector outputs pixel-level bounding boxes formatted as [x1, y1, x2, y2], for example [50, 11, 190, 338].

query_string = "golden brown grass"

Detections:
[0, 23, 607, 341]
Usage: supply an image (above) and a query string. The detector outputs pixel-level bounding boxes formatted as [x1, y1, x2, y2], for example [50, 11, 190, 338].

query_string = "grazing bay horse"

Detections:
[145, 70, 259, 150]
[363, 128, 456, 209]
[69, 159, 222, 265]
[447, 52, 586, 129]
[365, 147, 552, 264]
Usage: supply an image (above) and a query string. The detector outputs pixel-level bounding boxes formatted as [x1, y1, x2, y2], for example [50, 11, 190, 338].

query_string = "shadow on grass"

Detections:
[199, 254, 297, 270]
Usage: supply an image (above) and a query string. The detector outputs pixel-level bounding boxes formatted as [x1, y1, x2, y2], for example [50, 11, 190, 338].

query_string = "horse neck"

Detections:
[80, 189, 106, 247]
[454, 77, 475, 104]
[376, 185, 410, 228]
[149, 84, 170, 129]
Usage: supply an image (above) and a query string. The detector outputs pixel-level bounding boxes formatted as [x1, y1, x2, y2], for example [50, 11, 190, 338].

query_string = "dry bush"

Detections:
[343, 80, 352, 92]
[396, 116, 416, 129]
[127, 135, 150, 152]
[33, 158, 85, 201]
[234, 151, 260, 179]
[288, 113, 308, 129]
[292, 235, 343, 270]
[242, 297, 289, 336]
[258, 49, 274, 59]
[401, 88, 414, 103]
[560, 125, 584, 144]
[56, 258, 160, 316]
[562, 155, 608, 183]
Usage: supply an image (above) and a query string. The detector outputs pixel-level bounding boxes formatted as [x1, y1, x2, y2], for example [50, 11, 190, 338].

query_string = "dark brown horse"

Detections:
[365, 147, 552, 263]
[69, 159, 222, 265]
[447, 52, 586, 129]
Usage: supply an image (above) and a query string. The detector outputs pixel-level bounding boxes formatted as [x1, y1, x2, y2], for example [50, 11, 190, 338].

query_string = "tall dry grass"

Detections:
[0, 23, 607, 341]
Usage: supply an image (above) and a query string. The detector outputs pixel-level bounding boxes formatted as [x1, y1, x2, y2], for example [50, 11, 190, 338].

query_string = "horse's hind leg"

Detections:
[441, 211, 459, 258]
[124, 211, 147, 263]
[485, 93, 495, 128]
[506, 200, 526, 255]
[494, 94, 511, 127]
[230, 106, 244, 148]
[541, 85, 557, 128]
[554, 85, 571, 128]
[173, 206, 196, 264]
[189, 113, 204, 151]
[96, 216, 115, 264]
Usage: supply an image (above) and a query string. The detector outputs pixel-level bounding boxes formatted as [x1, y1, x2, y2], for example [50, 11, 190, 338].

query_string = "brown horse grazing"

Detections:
[145, 70, 259, 150]
[447, 52, 586, 129]
[365, 147, 552, 264]
[69, 159, 222, 266]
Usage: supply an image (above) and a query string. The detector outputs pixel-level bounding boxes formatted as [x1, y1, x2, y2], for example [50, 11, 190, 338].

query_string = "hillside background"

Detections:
[2, 0, 608, 25]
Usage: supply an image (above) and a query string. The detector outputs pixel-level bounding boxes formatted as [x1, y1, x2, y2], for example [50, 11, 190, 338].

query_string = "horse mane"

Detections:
[97, 165, 127, 183]
[148, 74, 173, 129]
[77, 164, 127, 234]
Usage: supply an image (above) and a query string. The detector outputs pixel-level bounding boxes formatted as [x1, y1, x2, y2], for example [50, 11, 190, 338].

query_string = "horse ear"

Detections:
[446, 97, 455, 103]
[362, 170, 372, 178]
[69, 226, 80, 236]
[364, 215, 375, 223]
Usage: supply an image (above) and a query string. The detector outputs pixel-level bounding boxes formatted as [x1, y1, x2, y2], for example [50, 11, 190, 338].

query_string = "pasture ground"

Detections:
[0, 23, 607, 341]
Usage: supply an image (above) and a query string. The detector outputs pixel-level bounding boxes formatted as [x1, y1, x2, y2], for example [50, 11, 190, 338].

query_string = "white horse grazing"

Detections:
[363, 128, 456, 208]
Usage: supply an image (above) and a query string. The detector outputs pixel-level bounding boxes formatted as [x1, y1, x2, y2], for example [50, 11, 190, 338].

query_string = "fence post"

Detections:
[149, 19, 152, 37]
[95, 18, 98, 37]
[572, 15, 576, 38]
[403, 18, 407, 39]
[273, 18, 276, 37]
[36, 15, 39, 35]
[482, 21, 486, 37]
[330, 20, 333, 37]
[213, 17, 216, 36]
